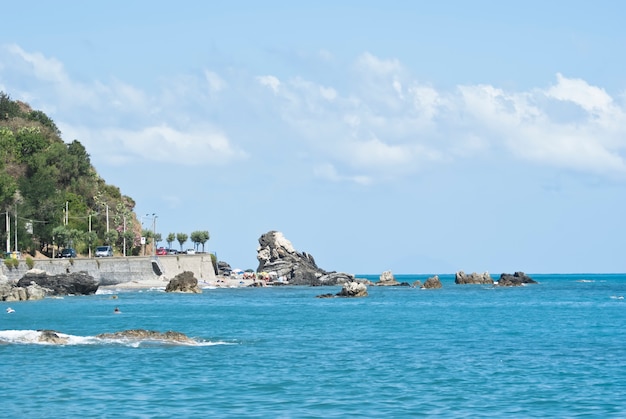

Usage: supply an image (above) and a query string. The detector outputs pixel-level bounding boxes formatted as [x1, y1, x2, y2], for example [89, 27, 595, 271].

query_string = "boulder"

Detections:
[378, 270, 399, 286]
[498, 272, 537, 287]
[256, 231, 355, 286]
[422, 275, 443, 289]
[17, 270, 98, 295]
[165, 271, 201, 293]
[455, 271, 493, 285]
[336, 281, 368, 297]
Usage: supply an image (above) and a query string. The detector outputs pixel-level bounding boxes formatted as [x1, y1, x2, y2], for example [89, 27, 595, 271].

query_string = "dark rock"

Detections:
[316, 293, 335, 298]
[165, 271, 201, 293]
[17, 270, 98, 295]
[422, 275, 443, 289]
[256, 231, 355, 286]
[498, 272, 537, 287]
[455, 271, 493, 285]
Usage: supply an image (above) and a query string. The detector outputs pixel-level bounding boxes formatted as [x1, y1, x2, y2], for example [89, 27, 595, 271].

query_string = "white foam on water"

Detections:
[0, 329, 235, 347]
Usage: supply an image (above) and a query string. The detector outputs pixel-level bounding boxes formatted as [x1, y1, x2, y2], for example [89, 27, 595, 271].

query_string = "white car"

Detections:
[186, 249, 196, 255]
[95, 246, 113, 257]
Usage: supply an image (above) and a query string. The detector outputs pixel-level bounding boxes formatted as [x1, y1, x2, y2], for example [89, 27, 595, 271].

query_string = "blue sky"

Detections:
[2, 1, 625, 274]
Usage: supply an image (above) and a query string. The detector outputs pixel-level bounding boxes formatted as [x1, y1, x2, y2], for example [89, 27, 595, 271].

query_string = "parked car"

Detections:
[95, 246, 113, 257]
[166, 248, 178, 255]
[186, 249, 196, 255]
[156, 247, 167, 256]
[59, 248, 77, 258]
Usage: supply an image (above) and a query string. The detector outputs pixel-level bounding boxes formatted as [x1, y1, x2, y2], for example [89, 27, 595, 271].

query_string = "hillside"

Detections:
[0, 92, 142, 257]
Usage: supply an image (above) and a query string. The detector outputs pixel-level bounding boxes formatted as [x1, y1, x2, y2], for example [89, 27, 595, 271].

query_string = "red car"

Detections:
[156, 247, 167, 256]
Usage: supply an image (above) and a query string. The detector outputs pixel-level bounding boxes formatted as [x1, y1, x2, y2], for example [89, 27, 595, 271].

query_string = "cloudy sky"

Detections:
[2, 1, 625, 274]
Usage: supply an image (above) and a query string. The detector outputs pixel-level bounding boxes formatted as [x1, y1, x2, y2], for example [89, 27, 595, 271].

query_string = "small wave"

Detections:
[0, 329, 231, 347]
[610, 295, 624, 300]
[576, 279, 594, 283]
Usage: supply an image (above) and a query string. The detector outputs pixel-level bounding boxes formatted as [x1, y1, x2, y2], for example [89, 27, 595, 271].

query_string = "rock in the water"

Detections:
[17, 270, 98, 295]
[422, 275, 443, 289]
[498, 272, 537, 286]
[336, 281, 368, 297]
[96, 329, 195, 343]
[38, 330, 69, 344]
[378, 270, 399, 286]
[165, 271, 201, 293]
[256, 231, 355, 286]
[455, 271, 493, 285]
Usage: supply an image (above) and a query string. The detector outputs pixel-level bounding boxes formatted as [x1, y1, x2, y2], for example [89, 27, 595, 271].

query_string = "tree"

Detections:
[190, 230, 210, 252]
[104, 229, 119, 246]
[84, 231, 98, 256]
[154, 232, 162, 248]
[166, 233, 175, 249]
[176, 233, 188, 251]
[52, 226, 71, 250]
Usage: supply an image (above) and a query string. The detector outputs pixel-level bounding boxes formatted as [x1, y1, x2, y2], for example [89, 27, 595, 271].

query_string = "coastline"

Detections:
[98, 275, 258, 291]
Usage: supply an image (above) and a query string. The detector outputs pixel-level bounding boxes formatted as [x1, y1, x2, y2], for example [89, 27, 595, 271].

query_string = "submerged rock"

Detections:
[165, 271, 201, 293]
[38, 330, 69, 344]
[336, 281, 368, 297]
[96, 329, 195, 344]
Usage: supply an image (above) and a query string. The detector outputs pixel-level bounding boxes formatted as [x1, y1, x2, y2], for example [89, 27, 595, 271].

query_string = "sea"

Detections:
[1, 273, 625, 418]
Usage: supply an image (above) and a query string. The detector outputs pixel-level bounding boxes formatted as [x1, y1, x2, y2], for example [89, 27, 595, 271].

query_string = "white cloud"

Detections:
[256, 75, 281, 94]
[204, 70, 227, 93]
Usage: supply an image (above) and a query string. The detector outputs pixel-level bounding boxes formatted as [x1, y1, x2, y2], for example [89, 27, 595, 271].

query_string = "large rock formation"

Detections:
[256, 231, 355, 285]
[455, 271, 494, 285]
[165, 271, 201, 293]
[498, 272, 537, 286]
[16, 269, 98, 295]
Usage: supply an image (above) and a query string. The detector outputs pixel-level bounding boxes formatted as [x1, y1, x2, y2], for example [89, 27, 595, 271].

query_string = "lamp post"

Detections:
[146, 213, 157, 256]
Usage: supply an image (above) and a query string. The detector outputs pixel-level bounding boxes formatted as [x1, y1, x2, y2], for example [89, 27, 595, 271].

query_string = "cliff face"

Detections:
[256, 231, 354, 285]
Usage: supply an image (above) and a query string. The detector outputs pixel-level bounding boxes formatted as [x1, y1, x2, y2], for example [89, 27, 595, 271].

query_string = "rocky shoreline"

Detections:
[1, 230, 537, 301]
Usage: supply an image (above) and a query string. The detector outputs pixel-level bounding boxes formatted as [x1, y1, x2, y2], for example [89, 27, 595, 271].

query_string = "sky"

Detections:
[1, 1, 625, 274]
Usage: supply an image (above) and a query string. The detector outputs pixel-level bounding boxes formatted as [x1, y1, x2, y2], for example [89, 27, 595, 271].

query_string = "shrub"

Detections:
[25, 256, 34, 269]
[3, 258, 12, 269]
[11, 258, 19, 269]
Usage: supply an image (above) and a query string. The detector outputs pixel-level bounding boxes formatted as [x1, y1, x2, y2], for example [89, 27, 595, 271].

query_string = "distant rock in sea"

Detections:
[455, 271, 494, 285]
[165, 271, 201, 293]
[16, 269, 98, 296]
[497, 272, 537, 286]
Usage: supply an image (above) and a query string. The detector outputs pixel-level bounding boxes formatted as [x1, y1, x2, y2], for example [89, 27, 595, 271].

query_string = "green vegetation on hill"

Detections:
[0, 91, 137, 257]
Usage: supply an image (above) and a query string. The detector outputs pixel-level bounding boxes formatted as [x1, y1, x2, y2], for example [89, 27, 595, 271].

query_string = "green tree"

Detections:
[84, 231, 98, 256]
[176, 233, 188, 251]
[166, 233, 175, 249]
[190, 230, 210, 252]
[52, 225, 71, 250]
[104, 229, 119, 246]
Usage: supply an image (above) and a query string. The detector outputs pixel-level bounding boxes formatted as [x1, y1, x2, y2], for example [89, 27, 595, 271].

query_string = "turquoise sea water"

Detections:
[1, 274, 625, 418]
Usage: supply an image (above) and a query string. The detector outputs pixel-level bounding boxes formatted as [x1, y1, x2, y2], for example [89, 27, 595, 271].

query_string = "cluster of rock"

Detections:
[317, 281, 368, 298]
[375, 270, 442, 289]
[0, 269, 99, 301]
[454, 271, 536, 287]
[256, 231, 355, 286]
[165, 271, 201, 293]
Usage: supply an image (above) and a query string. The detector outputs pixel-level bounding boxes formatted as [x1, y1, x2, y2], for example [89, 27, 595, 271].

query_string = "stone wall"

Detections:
[0, 255, 217, 285]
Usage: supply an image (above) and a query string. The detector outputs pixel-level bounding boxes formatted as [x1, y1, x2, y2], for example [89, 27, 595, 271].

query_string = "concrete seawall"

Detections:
[1, 255, 217, 286]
